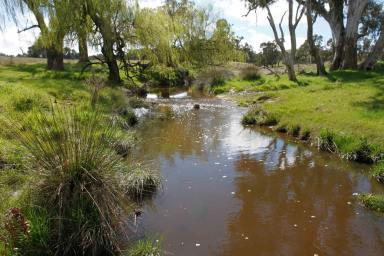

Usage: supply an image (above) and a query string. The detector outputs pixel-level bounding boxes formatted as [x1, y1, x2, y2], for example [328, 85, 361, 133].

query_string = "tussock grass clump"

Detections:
[288, 124, 301, 137]
[240, 65, 261, 81]
[118, 108, 138, 128]
[119, 163, 162, 202]
[300, 128, 311, 141]
[1, 107, 134, 255]
[126, 238, 162, 256]
[373, 161, 384, 184]
[242, 107, 279, 126]
[274, 123, 288, 133]
[358, 193, 384, 213]
[13, 94, 49, 112]
[318, 129, 382, 163]
[128, 97, 149, 109]
[318, 129, 338, 153]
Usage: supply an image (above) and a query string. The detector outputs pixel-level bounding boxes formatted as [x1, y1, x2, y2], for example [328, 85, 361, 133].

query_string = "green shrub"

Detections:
[358, 193, 384, 212]
[193, 67, 235, 93]
[240, 65, 261, 81]
[144, 65, 190, 87]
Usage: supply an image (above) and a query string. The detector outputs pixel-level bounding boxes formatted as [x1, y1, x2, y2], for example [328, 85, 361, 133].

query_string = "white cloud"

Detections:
[0, 25, 39, 55]
[139, 0, 163, 8]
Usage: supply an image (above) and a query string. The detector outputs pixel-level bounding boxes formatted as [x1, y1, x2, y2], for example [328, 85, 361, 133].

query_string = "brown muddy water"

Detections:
[133, 95, 384, 256]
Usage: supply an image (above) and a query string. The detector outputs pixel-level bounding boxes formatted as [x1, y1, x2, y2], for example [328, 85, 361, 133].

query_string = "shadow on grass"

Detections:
[350, 74, 384, 113]
[3, 62, 96, 80]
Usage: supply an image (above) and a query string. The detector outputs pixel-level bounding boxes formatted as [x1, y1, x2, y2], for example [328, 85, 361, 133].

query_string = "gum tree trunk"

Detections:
[359, 27, 384, 70]
[342, 0, 369, 69]
[306, 1, 327, 75]
[311, 0, 345, 70]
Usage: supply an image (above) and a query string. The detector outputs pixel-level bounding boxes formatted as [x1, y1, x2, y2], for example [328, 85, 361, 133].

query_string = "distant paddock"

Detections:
[0, 56, 78, 66]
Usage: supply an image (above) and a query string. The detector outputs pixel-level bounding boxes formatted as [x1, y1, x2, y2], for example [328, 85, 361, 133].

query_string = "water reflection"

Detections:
[135, 98, 384, 256]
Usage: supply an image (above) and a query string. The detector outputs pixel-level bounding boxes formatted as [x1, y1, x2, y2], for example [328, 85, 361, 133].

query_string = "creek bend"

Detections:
[131, 93, 384, 256]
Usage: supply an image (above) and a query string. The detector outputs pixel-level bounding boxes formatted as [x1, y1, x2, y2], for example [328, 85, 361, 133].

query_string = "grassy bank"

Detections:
[231, 66, 384, 212]
[235, 68, 384, 162]
[0, 63, 161, 254]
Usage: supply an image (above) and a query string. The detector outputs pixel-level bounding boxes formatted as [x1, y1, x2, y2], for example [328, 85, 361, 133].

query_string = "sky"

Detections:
[0, 0, 333, 55]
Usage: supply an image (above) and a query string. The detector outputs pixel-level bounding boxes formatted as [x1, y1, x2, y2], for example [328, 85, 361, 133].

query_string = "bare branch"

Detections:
[279, 11, 287, 43]
[243, 7, 256, 17]
[294, 4, 305, 29]
[17, 24, 39, 33]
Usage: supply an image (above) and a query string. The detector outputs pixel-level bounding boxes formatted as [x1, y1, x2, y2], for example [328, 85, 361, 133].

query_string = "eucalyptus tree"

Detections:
[305, 0, 326, 75]
[310, 0, 370, 70]
[244, 0, 305, 81]
[359, 0, 384, 70]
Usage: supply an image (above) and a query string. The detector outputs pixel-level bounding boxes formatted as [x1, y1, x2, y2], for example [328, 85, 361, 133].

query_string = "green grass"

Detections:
[373, 161, 384, 183]
[0, 63, 162, 254]
[358, 193, 384, 213]
[211, 75, 298, 94]
[235, 67, 384, 164]
[126, 238, 162, 256]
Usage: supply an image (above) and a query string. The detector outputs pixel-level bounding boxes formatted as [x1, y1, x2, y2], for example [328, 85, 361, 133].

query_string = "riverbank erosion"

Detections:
[230, 66, 384, 212]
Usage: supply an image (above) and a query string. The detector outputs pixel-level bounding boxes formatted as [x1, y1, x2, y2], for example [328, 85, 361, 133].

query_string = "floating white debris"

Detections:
[247, 189, 252, 192]
[310, 215, 316, 219]
[244, 237, 249, 240]
[214, 162, 220, 165]
[293, 224, 298, 227]
[352, 192, 359, 196]
[222, 175, 227, 178]
[347, 201, 352, 205]
[231, 192, 236, 195]
[227, 157, 233, 160]
[195, 243, 200, 247]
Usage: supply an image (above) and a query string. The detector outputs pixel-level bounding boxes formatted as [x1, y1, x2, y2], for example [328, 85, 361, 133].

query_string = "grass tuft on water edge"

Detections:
[358, 193, 384, 213]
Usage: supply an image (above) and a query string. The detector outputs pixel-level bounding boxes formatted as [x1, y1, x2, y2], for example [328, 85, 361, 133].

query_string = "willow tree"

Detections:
[2, 0, 71, 70]
[83, 0, 137, 83]
[70, 1, 91, 63]
[244, 0, 305, 81]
